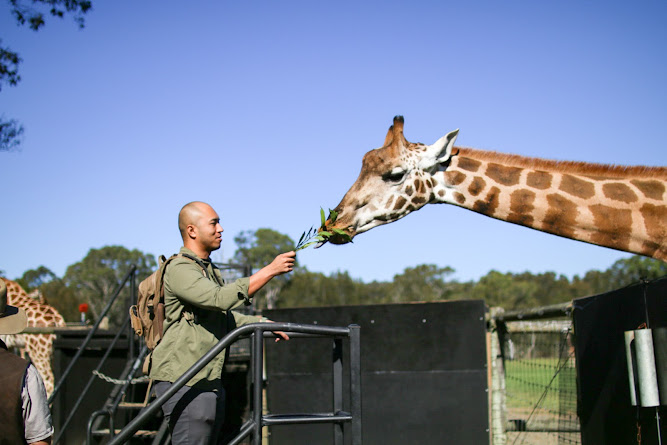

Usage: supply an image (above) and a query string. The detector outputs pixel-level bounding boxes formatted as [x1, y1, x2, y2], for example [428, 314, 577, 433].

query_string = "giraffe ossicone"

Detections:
[325, 116, 667, 262]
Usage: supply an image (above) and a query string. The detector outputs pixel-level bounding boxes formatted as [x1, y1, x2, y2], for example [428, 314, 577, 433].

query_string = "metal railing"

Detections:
[55, 312, 140, 445]
[85, 342, 151, 445]
[49, 265, 137, 405]
[108, 322, 362, 445]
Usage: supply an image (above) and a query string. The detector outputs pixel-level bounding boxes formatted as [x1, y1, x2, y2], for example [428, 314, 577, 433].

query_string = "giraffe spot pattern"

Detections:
[603, 183, 638, 203]
[526, 171, 553, 190]
[385, 195, 394, 209]
[414, 178, 424, 194]
[486, 163, 522, 186]
[508, 189, 537, 226]
[454, 192, 466, 204]
[412, 196, 427, 205]
[445, 171, 467, 186]
[473, 186, 500, 214]
[559, 175, 595, 199]
[630, 179, 665, 200]
[640, 240, 661, 258]
[468, 177, 486, 196]
[543, 194, 577, 238]
[394, 196, 407, 210]
[458, 157, 481, 172]
[640, 203, 666, 242]
[588, 204, 632, 251]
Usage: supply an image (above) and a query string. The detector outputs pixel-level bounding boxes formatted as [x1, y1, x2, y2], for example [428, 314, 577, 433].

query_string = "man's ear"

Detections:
[186, 224, 197, 239]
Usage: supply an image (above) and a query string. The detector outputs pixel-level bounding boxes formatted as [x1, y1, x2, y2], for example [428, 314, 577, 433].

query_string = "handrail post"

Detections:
[349, 324, 362, 445]
[252, 327, 264, 444]
[333, 337, 344, 445]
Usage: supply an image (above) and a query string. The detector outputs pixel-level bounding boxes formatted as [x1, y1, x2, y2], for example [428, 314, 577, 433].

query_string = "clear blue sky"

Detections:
[1, 0, 666, 284]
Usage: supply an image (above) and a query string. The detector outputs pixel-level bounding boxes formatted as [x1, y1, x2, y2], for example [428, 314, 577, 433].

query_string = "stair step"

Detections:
[92, 429, 157, 437]
[118, 402, 149, 408]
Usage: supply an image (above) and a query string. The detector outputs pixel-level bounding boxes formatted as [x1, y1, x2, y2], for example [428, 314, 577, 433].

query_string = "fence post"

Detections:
[349, 324, 362, 445]
[252, 327, 264, 444]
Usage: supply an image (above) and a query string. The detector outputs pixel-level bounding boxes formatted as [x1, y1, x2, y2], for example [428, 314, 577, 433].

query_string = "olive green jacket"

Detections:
[149, 247, 261, 389]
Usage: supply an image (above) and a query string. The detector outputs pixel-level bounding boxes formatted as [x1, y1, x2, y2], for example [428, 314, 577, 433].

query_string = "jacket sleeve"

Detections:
[232, 311, 262, 327]
[165, 261, 250, 312]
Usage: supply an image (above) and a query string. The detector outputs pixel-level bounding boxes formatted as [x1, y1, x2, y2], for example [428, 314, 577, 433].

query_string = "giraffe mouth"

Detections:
[327, 231, 354, 245]
[318, 223, 355, 245]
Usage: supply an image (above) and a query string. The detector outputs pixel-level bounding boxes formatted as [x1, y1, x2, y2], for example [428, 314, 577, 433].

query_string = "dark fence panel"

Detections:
[264, 300, 489, 445]
[573, 277, 667, 445]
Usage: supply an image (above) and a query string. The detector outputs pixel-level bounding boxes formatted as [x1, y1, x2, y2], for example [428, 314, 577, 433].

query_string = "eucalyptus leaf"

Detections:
[320, 208, 326, 227]
[329, 209, 338, 224]
[296, 241, 317, 251]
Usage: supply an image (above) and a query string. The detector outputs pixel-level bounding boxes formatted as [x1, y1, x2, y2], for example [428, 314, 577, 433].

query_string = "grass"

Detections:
[505, 357, 577, 415]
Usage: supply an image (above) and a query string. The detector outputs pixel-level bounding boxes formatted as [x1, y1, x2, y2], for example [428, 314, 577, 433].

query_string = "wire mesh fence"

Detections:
[492, 316, 581, 445]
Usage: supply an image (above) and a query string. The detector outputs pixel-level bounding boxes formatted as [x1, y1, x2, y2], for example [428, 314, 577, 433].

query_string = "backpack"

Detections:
[130, 253, 209, 373]
[130, 253, 236, 375]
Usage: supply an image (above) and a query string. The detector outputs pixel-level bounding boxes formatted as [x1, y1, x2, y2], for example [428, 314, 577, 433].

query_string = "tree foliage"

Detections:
[63, 245, 155, 327]
[10, 235, 667, 326]
[274, 254, 667, 310]
[18, 265, 80, 321]
[1, 0, 93, 151]
[233, 228, 296, 309]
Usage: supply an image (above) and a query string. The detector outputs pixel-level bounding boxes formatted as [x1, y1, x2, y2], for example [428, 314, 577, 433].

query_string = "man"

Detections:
[149, 201, 295, 444]
[0, 279, 54, 445]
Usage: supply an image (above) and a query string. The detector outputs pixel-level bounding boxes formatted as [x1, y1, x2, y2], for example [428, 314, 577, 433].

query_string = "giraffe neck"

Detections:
[436, 148, 667, 260]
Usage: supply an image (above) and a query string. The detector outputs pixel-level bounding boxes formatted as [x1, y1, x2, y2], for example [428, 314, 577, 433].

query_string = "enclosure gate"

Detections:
[492, 303, 580, 445]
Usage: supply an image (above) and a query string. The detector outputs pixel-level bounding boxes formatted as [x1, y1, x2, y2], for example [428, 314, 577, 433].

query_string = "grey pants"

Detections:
[154, 381, 225, 445]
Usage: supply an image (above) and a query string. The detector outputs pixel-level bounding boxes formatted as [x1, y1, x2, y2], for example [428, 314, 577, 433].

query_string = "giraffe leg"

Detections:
[25, 334, 56, 396]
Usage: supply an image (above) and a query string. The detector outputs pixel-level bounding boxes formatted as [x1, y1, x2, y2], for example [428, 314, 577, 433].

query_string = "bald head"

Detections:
[178, 201, 211, 240]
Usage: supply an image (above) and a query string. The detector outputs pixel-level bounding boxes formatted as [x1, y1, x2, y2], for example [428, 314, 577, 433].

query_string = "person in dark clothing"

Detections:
[0, 279, 54, 445]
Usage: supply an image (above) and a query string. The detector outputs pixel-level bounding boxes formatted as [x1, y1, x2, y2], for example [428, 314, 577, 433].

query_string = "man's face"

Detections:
[194, 204, 224, 253]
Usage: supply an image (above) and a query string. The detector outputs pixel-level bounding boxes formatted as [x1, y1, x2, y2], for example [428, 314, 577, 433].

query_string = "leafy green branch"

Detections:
[295, 208, 352, 251]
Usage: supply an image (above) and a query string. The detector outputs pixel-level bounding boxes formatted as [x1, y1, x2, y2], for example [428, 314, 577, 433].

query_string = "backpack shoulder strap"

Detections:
[179, 253, 212, 279]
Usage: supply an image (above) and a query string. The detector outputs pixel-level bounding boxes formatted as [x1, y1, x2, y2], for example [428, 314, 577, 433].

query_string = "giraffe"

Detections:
[0, 277, 66, 396]
[323, 116, 667, 262]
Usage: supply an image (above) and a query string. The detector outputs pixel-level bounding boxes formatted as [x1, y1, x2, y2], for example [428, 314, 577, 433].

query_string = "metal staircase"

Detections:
[51, 264, 362, 444]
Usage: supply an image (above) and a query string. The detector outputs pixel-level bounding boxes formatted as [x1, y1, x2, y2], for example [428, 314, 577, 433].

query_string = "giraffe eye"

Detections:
[382, 168, 405, 183]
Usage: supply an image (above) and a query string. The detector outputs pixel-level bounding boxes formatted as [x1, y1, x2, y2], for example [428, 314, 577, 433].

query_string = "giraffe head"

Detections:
[325, 116, 458, 243]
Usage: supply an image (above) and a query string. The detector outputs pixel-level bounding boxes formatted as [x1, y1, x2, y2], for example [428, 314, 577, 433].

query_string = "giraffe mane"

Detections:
[457, 147, 667, 180]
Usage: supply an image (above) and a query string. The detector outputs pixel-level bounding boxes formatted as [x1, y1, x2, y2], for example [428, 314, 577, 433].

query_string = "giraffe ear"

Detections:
[420, 129, 459, 169]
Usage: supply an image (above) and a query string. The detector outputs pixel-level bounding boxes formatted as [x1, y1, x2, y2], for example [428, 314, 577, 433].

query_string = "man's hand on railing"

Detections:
[262, 318, 290, 342]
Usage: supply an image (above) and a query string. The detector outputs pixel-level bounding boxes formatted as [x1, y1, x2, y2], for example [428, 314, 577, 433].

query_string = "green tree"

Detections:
[16, 265, 57, 291]
[64, 245, 156, 328]
[606, 256, 667, 288]
[233, 228, 295, 309]
[467, 270, 540, 310]
[1, 0, 93, 150]
[17, 266, 81, 322]
[388, 264, 455, 303]
[570, 256, 667, 298]
[278, 268, 369, 308]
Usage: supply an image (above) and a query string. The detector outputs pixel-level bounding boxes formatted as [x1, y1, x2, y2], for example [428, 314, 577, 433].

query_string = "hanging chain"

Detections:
[92, 370, 150, 385]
